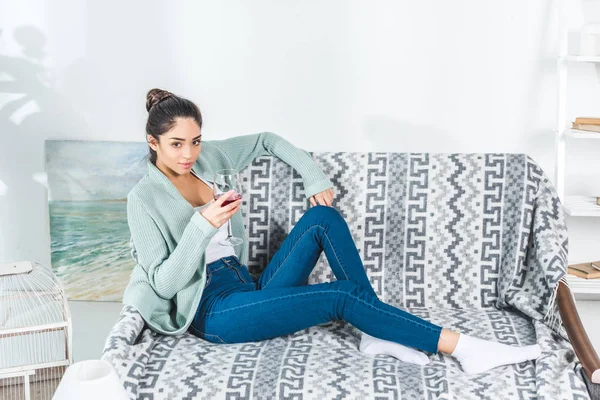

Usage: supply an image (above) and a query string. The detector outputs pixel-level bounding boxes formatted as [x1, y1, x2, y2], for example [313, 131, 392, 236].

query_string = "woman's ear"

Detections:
[147, 135, 159, 151]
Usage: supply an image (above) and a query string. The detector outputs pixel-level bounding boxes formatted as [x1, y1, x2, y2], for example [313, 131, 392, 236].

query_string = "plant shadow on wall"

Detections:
[0, 25, 133, 301]
[0, 26, 61, 264]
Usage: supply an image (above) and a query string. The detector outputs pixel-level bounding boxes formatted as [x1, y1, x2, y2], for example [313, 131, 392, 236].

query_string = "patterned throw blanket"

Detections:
[103, 153, 591, 399]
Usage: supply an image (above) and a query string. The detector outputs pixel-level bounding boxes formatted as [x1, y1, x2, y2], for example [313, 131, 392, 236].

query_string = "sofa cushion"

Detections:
[102, 305, 588, 400]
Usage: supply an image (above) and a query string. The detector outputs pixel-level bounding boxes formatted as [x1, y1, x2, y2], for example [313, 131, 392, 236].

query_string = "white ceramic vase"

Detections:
[580, 24, 600, 56]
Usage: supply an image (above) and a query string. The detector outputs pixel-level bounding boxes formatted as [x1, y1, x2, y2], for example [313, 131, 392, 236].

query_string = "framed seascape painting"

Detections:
[45, 140, 147, 301]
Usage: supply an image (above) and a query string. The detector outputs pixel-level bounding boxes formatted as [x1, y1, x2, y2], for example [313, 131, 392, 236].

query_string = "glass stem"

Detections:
[227, 220, 233, 238]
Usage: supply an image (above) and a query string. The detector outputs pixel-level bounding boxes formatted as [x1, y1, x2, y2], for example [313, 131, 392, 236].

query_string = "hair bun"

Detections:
[146, 88, 174, 112]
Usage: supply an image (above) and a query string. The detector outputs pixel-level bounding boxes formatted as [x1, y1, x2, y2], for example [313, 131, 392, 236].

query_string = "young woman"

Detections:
[123, 88, 542, 375]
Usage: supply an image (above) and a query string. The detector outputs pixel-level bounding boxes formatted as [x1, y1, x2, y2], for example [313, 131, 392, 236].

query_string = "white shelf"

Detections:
[561, 55, 600, 63]
[564, 128, 600, 139]
[564, 196, 600, 217]
[566, 274, 600, 295]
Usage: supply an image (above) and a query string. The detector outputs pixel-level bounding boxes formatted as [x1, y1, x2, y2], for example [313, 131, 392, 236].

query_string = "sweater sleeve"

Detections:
[210, 132, 334, 199]
[126, 192, 219, 299]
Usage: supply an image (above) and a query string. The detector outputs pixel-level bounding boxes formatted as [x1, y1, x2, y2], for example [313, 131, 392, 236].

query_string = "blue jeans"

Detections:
[189, 205, 443, 354]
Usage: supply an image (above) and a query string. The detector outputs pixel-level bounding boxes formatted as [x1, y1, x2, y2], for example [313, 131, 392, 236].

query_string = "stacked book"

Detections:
[572, 117, 600, 133]
[568, 261, 600, 279]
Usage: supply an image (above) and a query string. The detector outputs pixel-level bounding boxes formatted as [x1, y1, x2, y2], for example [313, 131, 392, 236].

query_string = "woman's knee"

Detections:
[305, 205, 344, 224]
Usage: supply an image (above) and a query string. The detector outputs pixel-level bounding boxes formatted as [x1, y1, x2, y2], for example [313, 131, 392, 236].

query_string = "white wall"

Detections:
[1, 0, 599, 361]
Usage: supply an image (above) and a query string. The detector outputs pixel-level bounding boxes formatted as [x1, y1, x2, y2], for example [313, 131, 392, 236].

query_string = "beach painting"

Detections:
[45, 140, 147, 301]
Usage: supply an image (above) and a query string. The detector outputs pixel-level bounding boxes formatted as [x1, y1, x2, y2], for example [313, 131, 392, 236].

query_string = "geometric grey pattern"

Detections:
[103, 152, 589, 399]
[103, 305, 589, 399]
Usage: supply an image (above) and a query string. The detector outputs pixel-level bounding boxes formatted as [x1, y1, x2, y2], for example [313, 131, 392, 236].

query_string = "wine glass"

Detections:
[213, 169, 244, 246]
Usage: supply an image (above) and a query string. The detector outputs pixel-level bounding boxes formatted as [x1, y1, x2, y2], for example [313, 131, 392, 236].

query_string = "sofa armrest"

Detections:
[557, 281, 600, 384]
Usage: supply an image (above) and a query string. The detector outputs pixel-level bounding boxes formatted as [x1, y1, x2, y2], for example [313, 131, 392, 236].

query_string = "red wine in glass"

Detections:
[214, 192, 243, 207]
[213, 169, 244, 246]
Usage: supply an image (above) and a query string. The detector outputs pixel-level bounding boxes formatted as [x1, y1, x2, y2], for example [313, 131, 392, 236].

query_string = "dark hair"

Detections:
[145, 88, 203, 164]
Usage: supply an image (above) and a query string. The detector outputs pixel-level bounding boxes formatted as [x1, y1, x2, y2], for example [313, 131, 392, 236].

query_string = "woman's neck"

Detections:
[155, 159, 191, 183]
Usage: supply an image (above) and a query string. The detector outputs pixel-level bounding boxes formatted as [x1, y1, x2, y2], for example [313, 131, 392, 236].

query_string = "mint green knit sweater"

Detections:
[123, 132, 334, 335]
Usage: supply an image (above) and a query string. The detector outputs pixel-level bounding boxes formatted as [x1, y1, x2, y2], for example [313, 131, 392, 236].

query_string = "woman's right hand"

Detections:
[200, 190, 242, 228]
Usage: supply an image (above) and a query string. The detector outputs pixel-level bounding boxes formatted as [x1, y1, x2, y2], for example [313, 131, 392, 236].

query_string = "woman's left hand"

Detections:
[310, 188, 335, 207]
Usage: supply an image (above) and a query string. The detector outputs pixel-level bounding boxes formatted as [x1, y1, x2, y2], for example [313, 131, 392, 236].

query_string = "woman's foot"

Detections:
[449, 333, 542, 374]
[359, 332, 430, 365]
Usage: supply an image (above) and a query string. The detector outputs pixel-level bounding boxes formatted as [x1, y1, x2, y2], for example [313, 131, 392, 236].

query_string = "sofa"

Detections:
[102, 152, 600, 399]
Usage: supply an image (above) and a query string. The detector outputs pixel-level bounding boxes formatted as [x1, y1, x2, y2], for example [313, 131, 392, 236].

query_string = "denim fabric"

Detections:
[189, 205, 443, 353]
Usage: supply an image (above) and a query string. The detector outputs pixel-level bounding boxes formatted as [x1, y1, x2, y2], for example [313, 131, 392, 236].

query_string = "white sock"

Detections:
[450, 333, 542, 374]
[359, 332, 430, 366]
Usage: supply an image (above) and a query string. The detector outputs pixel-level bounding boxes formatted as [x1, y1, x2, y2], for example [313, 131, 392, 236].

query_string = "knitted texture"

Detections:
[123, 132, 333, 335]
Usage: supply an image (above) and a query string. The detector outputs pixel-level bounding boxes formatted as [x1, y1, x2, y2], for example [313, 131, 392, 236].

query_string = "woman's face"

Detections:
[148, 118, 202, 176]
